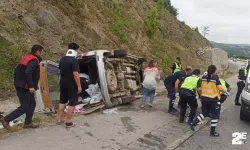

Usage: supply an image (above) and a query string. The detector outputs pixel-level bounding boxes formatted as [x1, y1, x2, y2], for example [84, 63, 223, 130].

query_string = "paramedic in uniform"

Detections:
[169, 57, 182, 74]
[0, 45, 44, 129]
[189, 65, 229, 137]
[179, 69, 200, 124]
[234, 66, 249, 105]
[217, 78, 231, 119]
[164, 67, 192, 114]
[57, 43, 82, 128]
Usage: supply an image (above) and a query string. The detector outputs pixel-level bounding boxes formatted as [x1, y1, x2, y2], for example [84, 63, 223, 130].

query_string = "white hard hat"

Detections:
[204, 71, 208, 75]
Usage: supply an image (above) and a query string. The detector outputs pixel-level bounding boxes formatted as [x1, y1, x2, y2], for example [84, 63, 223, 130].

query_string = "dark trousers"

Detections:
[235, 81, 245, 103]
[193, 101, 219, 133]
[4, 87, 36, 124]
[217, 94, 227, 119]
[179, 91, 198, 122]
[165, 83, 176, 112]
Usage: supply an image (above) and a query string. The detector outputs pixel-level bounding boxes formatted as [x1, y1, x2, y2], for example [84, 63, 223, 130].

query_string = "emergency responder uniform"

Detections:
[179, 69, 200, 124]
[170, 57, 182, 73]
[189, 65, 229, 137]
[164, 70, 186, 113]
[217, 79, 231, 119]
[164, 67, 192, 114]
[234, 67, 248, 105]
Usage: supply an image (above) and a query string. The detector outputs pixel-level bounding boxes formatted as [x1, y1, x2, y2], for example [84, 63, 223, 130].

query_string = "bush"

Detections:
[0, 44, 27, 90]
[146, 7, 159, 37]
[106, 2, 127, 41]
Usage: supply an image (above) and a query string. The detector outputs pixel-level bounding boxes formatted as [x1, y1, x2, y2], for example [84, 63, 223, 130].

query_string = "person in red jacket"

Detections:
[0, 45, 44, 130]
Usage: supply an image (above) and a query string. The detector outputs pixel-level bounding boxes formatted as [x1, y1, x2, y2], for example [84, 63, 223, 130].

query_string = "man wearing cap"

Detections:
[169, 57, 182, 74]
[0, 45, 44, 130]
[57, 43, 82, 128]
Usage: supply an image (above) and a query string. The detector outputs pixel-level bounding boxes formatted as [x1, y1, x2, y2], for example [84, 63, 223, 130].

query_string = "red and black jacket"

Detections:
[14, 53, 41, 90]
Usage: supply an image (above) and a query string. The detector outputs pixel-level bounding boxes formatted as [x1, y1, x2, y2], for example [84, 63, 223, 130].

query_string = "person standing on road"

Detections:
[234, 66, 249, 105]
[0, 45, 44, 130]
[57, 43, 82, 128]
[169, 57, 182, 74]
[164, 67, 192, 114]
[141, 60, 160, 108]
[189, 65, 229, 137]
[179, 69, 200, 124]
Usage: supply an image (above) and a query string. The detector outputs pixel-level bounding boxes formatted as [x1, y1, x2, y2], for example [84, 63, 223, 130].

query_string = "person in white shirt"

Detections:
[141, 60, 160, 108]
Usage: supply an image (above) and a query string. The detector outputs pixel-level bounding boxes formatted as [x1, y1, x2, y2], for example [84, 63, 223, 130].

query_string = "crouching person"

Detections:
[179, 69, 200, 124]
[217, 79, 231, 119]
[189, 65, 229, 137]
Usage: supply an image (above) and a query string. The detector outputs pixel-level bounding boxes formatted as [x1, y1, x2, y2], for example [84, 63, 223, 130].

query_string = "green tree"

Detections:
[146, 7, 159, 37]
[163, 0, 178, 17]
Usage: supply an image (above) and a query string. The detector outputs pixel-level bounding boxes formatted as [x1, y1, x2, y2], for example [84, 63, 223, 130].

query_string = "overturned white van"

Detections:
[35, 50, 146, 113]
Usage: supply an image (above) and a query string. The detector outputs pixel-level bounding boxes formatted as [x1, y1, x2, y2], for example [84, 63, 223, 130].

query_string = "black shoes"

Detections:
[235, 102, 241, 106]
[179, 115, 185, 123]
[189, 122, 195, 131]
[210, 132, 220, 137]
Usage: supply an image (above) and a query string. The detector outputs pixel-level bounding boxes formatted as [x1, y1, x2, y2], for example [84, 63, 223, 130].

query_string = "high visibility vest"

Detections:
[244, 68, 247, 76]
[220, 79, 227, 90]
[174, 63, 182, 73]
[238, 67, 247, 80]
[200, 77, 221, 100]
[181, 75, 199, 91]
[219, 79, 227, 94]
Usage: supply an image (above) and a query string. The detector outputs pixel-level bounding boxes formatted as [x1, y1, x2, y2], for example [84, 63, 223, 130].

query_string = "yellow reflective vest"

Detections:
[181, 75, 200, 91]
[174, 63, 182, 73]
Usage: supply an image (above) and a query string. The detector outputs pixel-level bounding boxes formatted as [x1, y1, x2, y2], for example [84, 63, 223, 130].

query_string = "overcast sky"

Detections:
[171, 0, 250, 44]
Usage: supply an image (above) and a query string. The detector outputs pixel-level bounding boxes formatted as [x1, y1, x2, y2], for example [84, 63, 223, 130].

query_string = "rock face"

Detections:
[0, 0, 213, 95]
[196, 47, 229, 74]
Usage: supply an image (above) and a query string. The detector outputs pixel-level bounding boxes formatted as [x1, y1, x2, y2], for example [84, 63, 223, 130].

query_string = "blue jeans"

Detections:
[142, 88, 156, 105]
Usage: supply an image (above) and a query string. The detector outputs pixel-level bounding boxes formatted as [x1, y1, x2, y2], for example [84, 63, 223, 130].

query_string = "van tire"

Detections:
[137, 58, 146, 64]
[113, 50, 127, 57]
[240, 108, 247, 121]
[106, 69, 118, 92]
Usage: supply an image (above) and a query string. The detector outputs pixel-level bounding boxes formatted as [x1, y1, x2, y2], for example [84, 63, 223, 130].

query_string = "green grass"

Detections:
[0, 43, 27, 91]
[105, 1, 128, 41]
[0, 113, 57, 136]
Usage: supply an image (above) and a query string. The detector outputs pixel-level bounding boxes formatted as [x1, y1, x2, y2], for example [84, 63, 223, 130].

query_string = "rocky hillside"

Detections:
[0, 0, 212, 96]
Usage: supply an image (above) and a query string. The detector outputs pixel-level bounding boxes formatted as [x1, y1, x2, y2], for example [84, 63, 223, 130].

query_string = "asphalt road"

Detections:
[0, 60, 247, 150]
[176, 60, 250, 150]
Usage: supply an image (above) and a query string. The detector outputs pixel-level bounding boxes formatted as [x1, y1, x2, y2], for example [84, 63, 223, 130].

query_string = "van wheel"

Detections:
[240, 108, 247, 121]
[106, 69, 117, 92]
[137, 58, 146, 64]
[113, 50, 127, 57]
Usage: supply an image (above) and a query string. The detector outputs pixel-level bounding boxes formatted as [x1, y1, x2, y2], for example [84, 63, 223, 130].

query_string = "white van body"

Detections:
[35, 50, 145, 113]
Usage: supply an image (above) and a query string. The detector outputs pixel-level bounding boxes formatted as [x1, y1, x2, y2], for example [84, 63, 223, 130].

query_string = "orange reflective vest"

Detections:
[200, 78, 221, 100]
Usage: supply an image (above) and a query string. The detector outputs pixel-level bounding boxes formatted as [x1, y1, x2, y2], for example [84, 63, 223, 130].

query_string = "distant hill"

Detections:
[211, 41, 250, 58]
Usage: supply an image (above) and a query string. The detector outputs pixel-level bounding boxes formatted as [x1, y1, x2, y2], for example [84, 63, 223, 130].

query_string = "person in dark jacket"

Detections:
[0, 45, 44, 130]
[164, 66, 193, 114]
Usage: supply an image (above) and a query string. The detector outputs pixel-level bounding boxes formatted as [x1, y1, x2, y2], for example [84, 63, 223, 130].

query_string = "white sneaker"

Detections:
[148, 103, 153, 107]
[141, 105, 145, 108]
